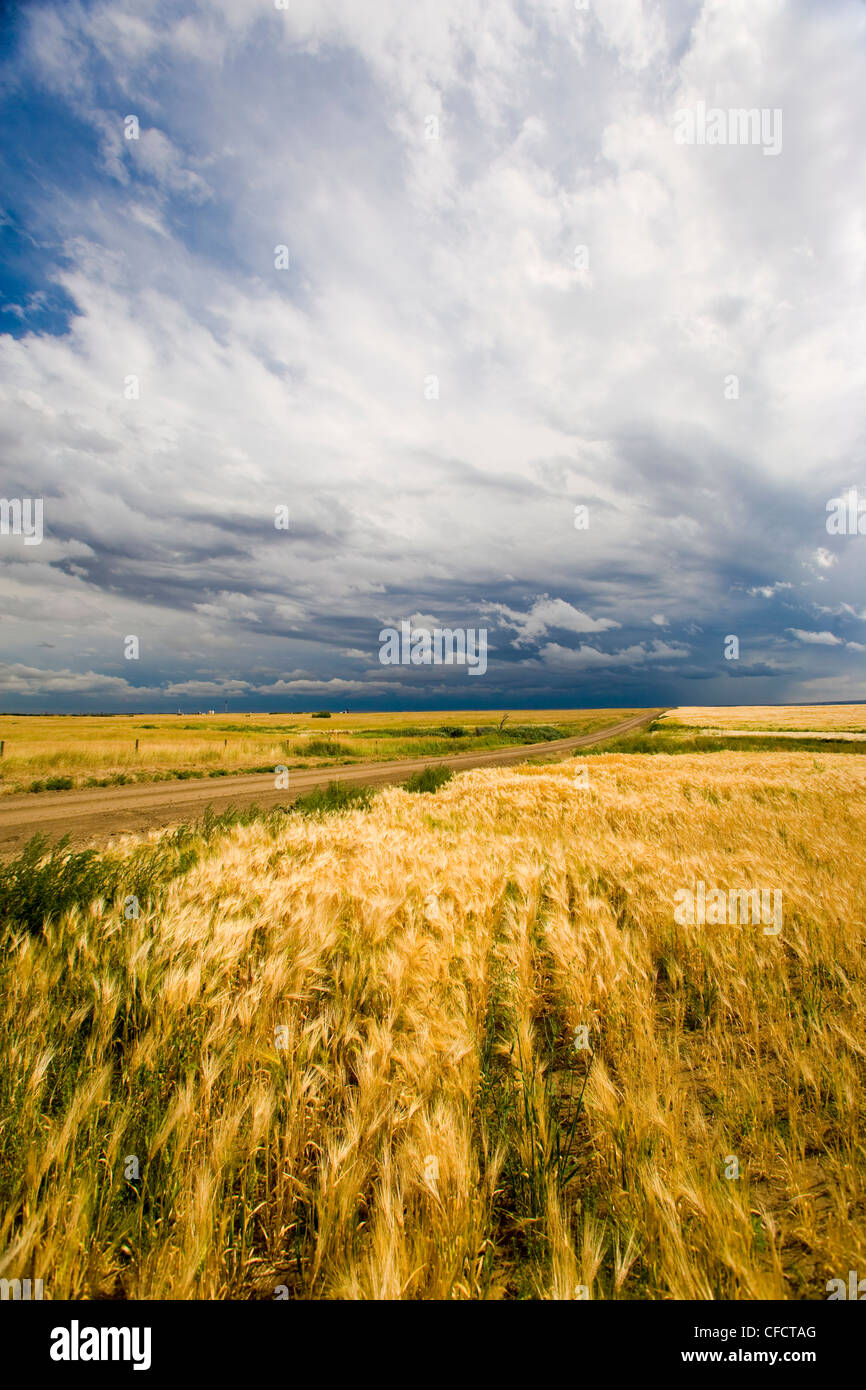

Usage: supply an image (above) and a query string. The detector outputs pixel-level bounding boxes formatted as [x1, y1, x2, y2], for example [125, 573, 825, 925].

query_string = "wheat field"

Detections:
[665, 705, 866, 733]
[1, 751, 864, 1300]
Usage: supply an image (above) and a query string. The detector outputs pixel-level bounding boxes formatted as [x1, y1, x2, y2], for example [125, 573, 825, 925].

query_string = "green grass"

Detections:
[404, 766, 454, 794]
[300, 739, 350, 757]
[25, 763, 306, 794]
[28, 776, 75, 793]
[350, 722, 565, 744]
[290, 780, 375, 817]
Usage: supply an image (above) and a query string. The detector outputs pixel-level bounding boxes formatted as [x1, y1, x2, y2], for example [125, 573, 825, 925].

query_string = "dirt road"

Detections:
[0, 710, 661, 856]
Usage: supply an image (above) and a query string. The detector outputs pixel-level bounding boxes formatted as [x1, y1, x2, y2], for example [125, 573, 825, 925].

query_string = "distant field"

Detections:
[580, 705, 866, 758]
[2, 750, 863, 1299]
[662, 705, 866, 733]
[0, 709, 646, 796]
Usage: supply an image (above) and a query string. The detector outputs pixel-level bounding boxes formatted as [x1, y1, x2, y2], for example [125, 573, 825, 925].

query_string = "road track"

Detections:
[0, 709, 662, 856]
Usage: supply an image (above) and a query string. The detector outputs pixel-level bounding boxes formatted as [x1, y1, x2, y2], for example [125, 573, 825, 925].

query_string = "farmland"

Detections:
[1, 732, 864, 1299]
[662, 705, 866, 734]
[0, 708, 645, 796]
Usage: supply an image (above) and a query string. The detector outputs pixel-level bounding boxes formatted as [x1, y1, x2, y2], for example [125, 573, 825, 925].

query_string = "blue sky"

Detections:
[1, 0, 865, 712]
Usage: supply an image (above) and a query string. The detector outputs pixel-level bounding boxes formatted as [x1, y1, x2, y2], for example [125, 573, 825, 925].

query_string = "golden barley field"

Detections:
[1, 750, 864, 1300]
[664, 705, 866, 733]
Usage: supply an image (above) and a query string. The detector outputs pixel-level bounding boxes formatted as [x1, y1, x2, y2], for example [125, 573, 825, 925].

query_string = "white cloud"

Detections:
[490, 596, 621, 647]
[812, 548, 838, 570]
[257, 677, 398, 694]
[532, 639, 690, 671]
[786, 629, 843, 646]
[0, 663, 150, 695]
[748, 582, 793, 599]
[162, 679, 250, 697]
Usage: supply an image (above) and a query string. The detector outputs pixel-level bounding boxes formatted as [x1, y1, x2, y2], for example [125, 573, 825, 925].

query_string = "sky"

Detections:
[0, 0, 865, 713]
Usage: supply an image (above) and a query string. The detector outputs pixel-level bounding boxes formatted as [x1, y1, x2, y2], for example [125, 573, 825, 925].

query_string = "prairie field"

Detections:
[1, 748, 864, 1300]
[0, 708, 641, 796]
[664, 705, 866, 733]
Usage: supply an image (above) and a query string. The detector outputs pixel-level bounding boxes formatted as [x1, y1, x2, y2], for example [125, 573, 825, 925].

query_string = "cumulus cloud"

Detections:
[162, 679, 251, 698]
[489, 596, 621, 647]
[257, 677, 398, 694]
[0, 663, 150, 695]
[531, 639, 690, 671]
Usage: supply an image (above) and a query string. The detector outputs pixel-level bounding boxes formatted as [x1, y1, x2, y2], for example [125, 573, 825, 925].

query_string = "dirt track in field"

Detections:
[0, 710, 661, 856]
